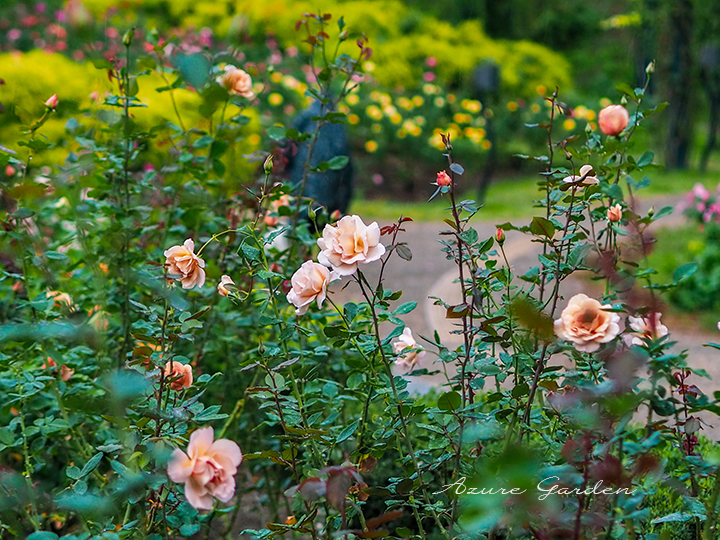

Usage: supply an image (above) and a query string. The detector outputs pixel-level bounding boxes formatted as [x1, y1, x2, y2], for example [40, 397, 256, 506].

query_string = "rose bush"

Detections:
[1, 8, 719, 540]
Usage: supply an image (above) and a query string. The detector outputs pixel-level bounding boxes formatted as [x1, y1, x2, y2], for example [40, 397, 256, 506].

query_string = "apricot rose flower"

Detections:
[164, 239, 206, 289]
[627, 313, 668, 346]
[287, 261, 339, 315]
[218, 66, 255, 99]
[317, 215, 385, 276]
[554, 294, 621, 352]
[167, 427, 243, 510]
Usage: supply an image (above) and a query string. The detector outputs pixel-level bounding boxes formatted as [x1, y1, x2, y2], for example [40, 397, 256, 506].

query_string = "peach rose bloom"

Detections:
[263, 194, 290, 226]
[287, 261, 339, 315]
[598, 104, 629, 136]
[562, 164, 599, 186]
[607, 204, 623, 222]
[627, 313, 668, 346]
[217, 275, 234, 297]
[317, 215, 386, 276]
[167, 427, 242, 510]
[164, 361, 193, 391]
[218, 66, 255, 99]
[554, 294, 620, 352]
[164, 239, 206, 289]
[392, 328, 425, 371]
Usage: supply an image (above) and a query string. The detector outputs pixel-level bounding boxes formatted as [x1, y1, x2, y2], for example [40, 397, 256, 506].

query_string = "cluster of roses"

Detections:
[555, 294, 668, 353]
[161, 239, 242, 510]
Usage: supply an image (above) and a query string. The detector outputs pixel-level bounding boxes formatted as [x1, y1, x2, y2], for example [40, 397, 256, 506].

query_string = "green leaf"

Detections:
[27, 533, 59, 540]
[12, 208, 35, 219]
[327, 155, 350, 170]
[637, 151, 654, 167]
[180, 319, 203, 333]
[450, 162, 464, 175]
[615, 82, 636, 98]
[66, 465, 82, 480]
[180, 524, 201, 535]
[80, 452, 103, 478]
[393, 302, 417, 315]
[530, 216, 556, 238]
[438, 391, 461, 412]
[336, 419, 360, 443]
[175, 53, 211, 89]
[673, 262, 698, 283]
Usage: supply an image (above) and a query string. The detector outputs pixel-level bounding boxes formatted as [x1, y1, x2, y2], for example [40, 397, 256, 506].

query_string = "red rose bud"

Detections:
[598, 104, 629, 136]
[330, 209, 341, 222]
[436, 171, 451, 187]
[496, 228, 505, 245]
[45, 94, 58, 110]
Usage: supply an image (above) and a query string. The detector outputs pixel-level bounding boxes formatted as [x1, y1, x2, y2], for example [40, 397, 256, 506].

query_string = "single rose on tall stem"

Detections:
[167, 427, 242, 510]
[554, 294, 621, 352]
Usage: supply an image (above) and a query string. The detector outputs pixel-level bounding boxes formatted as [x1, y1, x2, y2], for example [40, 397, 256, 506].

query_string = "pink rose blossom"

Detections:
[317, 215, 386, 276]
[626, 313, 668, 346]
[167, 427, 242, 510]
[287, 261, 339, 315]
[598, 105, 629, 136]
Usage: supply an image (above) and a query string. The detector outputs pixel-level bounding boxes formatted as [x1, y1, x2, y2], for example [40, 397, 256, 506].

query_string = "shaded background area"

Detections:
[2, 0, 720, 202]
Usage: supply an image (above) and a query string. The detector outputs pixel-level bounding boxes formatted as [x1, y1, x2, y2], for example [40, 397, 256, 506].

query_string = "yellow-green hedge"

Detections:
[0, 50, 260, 176]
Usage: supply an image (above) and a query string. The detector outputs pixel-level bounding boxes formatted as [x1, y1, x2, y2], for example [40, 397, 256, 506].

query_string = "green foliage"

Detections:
[2, 6, 720, 540]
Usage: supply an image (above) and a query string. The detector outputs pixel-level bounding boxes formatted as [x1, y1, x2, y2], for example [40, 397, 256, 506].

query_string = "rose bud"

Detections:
[606, 204, 622, 222]
[496, 228, 505, 245]
[598, 104, 629, 136]
[45, 94, 59, 110]
[217, 275, 234, 297]
[436, 170, 452, 187]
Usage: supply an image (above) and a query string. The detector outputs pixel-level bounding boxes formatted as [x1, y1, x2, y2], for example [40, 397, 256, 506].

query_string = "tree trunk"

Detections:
[665, 0, 695, 169]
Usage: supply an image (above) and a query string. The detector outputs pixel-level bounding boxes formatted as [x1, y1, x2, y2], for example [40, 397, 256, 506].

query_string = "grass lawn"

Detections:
[350, 168, 720, 223]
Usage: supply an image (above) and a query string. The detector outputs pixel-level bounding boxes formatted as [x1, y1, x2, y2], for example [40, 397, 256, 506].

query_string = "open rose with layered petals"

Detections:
[554, 294, 621, 352]
[392, 328, 425, 371]
[217, 66, 255, 99]
[167, 427, 242, 510]
[317, 215, 385, 275]
[287, 261, 339, 315]
[164, 239, 206, 289]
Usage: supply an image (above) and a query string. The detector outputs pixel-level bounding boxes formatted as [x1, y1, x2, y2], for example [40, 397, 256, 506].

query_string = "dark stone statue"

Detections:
[286, 99, 353, 216]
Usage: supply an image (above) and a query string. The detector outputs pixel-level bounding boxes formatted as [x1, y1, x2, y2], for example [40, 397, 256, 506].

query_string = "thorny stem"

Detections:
[355, 271, 450, 540]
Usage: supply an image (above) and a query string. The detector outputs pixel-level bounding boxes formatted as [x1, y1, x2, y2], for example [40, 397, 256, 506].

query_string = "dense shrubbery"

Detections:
[3, 8, 720, 540]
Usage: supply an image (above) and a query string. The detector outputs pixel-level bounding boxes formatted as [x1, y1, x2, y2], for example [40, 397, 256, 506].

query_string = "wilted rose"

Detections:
[167, 427, 242, 510]
[164, 361, 193, 391]
[217, 275, 235, 297]
[317, 215, 385, 275]
[287, 261, 338, 315]
[598, 104, 629, 136]
[164, 239, 206, 289]
[392, 328, 425, 371]
[627, 313, 668, 346]
[562, 164, 599, 186]
[554, 294, 621, 352]
[218, 66, 254, 98]
[607, 204, 623, 222]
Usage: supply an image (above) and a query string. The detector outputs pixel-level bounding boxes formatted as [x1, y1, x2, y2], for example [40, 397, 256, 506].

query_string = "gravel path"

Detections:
[331, 194, 720, 436]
